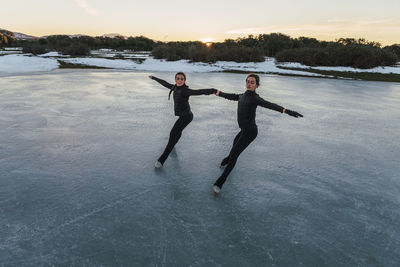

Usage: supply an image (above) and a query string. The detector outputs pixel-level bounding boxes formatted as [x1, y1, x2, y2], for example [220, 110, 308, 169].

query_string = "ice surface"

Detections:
[0, 70, 399, 266]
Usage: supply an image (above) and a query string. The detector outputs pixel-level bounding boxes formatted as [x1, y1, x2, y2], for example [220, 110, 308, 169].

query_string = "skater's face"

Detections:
[246, 77, 258, 91]
[175, 74, 186, 86]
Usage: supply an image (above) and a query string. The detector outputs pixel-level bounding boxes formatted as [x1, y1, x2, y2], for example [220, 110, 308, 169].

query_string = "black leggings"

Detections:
[158, 112, 193, 164]
[214, 126, 258, 188]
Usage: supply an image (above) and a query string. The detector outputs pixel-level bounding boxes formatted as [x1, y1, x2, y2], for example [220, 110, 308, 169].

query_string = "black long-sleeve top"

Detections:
[151, 76, 217, 116]
[219, 90, 284, 128]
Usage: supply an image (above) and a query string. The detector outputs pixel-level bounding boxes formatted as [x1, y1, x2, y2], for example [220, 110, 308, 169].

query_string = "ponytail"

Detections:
[168, 85, 176, 100]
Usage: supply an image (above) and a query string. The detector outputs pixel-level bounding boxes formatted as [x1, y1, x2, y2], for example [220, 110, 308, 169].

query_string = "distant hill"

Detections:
[40, 34, 91, 39]
[13, 31, 38, 40]
[0, 28, 38, 40]
[1, 28, 127, 40]
[100, 33, 127, 39]
[41, 33, 128, 39]
[0, 29, 15, 45]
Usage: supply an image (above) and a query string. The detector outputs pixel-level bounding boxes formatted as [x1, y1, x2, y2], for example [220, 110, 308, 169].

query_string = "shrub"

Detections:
[151, 42, 265, 63]
[61, 43, 90, 56]
[383, 44, 400, 61]
[276, 43, 397, 69]
[22, 42, 47, 55]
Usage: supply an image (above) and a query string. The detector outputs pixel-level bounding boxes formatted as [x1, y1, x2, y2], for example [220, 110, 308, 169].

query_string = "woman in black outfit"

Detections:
[213, 73, 303, 194]
[149, 72, 217, 168]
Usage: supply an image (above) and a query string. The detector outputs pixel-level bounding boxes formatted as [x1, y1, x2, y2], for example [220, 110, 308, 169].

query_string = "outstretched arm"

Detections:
[184, 88, 217, 96]
[283, 109, 303, 118]
[257, 95, 303, 118]
[149, 75, 174, 89]
[256, 95, 285, 113]
[217, 90, 240, 101]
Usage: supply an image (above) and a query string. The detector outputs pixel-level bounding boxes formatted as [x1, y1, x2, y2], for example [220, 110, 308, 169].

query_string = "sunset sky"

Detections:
[2, 0, 400, 45]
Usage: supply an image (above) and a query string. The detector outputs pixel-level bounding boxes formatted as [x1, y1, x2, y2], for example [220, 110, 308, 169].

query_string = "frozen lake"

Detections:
[1, 70, 399, 266]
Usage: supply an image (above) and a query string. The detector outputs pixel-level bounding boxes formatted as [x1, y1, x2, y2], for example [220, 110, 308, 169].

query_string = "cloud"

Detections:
[281, 19, 400, 35]
[226, 19, 400, 36]
[225, 28, 264, 35]
[225, 19, 400, 44]
[73, 0, 100, 16]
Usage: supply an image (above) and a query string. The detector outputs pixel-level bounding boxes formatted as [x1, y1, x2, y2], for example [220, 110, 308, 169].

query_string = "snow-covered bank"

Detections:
[61, 56, 325, 77]
[278, 61, 400, 74]
[38, 51, 63, 57]
[1, 52, 400, 78]
[0, 54, 326, 77]
[0, 47, 23, 55]
[90, 49, 150, 59]
[0, 54, 59, 74]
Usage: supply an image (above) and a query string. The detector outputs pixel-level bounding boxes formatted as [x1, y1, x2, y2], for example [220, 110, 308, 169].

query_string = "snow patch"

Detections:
[38, 51, 63, 57]
[60, 56, 325, 76]
[0, 54, 59, 74]
[1, 52, 400, 77]
[278, 62, 400, 74]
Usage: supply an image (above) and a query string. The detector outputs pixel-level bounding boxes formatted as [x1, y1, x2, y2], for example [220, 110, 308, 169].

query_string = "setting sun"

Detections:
[201, 38, 214, 47]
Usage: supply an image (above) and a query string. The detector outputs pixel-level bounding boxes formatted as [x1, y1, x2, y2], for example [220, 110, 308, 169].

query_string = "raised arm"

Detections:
[257, 95, 303, 118]
[217, 91, 240, 101]
[149, 75, 174, 90]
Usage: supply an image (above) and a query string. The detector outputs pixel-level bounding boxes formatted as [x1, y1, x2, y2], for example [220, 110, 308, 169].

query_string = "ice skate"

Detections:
[154, 161, 163, 168]
[212, 185, 221, 195]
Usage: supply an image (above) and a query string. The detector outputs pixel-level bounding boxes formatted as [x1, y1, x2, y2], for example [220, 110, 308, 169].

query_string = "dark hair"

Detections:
[246, 73, 260, 86]
[175, 72, 186, 80]
[168, 72, 187, 100]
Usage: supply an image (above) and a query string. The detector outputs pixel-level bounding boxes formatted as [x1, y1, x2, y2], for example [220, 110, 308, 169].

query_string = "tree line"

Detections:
[275, 38, 399, 69]
[0, 30, 16, 46]
[1, 30, 399, 69]
[151, 41, 265, 62]
[151, 34, 400, 69]
[10, 35, 156, 56]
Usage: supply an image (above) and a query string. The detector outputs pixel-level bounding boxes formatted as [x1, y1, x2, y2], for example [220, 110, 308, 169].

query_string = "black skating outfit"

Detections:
[214, 90, 286, 189]
[151, 76, 217, 164]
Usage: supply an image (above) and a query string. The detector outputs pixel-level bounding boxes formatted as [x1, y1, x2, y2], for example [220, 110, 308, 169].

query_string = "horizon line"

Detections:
[2, 28, 399, 46]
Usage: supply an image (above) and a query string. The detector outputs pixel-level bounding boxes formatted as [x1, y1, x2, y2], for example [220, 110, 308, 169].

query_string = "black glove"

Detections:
[285, 109, 303, 118]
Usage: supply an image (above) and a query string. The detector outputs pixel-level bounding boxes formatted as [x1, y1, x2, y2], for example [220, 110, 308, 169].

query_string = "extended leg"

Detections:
[214, 127, 257, 189]
[220, 130, 242, 167]
[157, 113, 193, 165]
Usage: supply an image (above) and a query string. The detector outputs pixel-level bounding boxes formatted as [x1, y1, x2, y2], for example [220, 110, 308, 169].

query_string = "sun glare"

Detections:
[201, 38, 213, 47]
